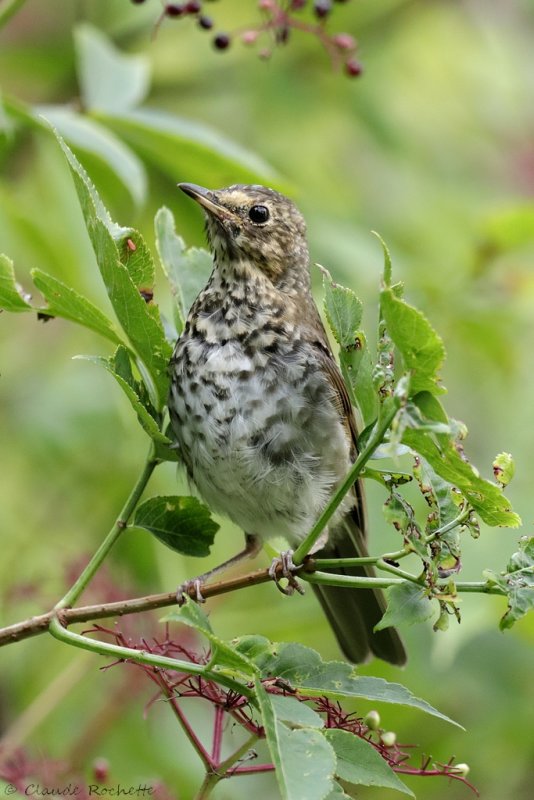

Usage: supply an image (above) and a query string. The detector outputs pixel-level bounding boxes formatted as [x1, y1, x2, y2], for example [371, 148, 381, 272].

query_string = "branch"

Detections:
[0, 566, 276, 647]
[0, 561, 506, 649]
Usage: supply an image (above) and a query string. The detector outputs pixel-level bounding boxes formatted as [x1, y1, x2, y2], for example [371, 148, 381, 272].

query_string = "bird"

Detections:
[168, 182, 406, 665]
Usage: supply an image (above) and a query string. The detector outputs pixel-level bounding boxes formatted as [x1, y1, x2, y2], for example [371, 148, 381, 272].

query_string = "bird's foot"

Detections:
[268, 550, 305, 596]
[176, 578, 205, 605]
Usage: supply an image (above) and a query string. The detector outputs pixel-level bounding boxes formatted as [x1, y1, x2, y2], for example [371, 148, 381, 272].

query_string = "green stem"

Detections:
[293, 403, 399, 564]
[54, 445, 158, 610]
[376, 559, 420, 582]
[195, 733, 259, 800]
[453, 582, 506, 595]
[304, 571, 507, 596]
[312, 556, 419, 582]
[313, 507, 473, 570]
[0, 0, 28, 29]
[48, 617, 255, 698]
[303, 571, 406, 590]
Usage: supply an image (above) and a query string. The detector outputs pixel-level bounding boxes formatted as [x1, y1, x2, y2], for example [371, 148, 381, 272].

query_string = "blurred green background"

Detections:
[0, 1, 533, 798]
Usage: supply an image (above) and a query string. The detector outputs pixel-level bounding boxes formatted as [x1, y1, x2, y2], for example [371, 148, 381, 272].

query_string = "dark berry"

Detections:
[290, 0, 307, 8]
[345, 58, 363, 77]
[213, 32, 231, 50]
[314, 0, 332, 18]
[165, 3, 184, 17]
[198, 15, 213, 29]
[185, 0, 202, 12]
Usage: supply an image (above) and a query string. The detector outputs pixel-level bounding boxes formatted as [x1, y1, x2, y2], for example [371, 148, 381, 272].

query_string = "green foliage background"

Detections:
[0, 1, 533, 798]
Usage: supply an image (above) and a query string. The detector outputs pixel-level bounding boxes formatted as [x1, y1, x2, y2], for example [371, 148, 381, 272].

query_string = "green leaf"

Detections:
[269, 695, 325, 730]
[0, 253, 32, 312]
[493, 452, 516, 488]
[154, 206, 212, 331]
[31, 269, 125, 346]
[100, 108, 280, 188]
[255, 677, 336, 800]
[52, 129, 172, 407]
[380, 287, 446, 395]
[374, 231, 393, 287]
[324, 783, 352, 800]
[404, 426, 521, 528]
[133, 495, 218, 557]
[375, 582, 437, 631]
[75, 352, 169, 444]
[414, 456, 459, 528]
[250, 642, 461, 727]
[325, 730, 414, 796]
[322, 268, 363, 348]
[363, 468, 413, 488]
[34, 106, 147, 208]
[164, 599, 257, 674]
[75, 24, 150, 113]
[321, 266, 377, 425]
[485, 537, 534, 630]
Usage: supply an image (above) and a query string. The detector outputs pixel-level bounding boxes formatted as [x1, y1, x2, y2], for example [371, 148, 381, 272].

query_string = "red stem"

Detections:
[231, 763, 276, 776]
[161, 679, 215, 770]
[211, 706, 224, 764]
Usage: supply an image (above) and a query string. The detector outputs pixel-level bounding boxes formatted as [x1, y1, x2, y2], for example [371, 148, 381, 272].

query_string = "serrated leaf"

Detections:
[155, 206, 212, 331]
[322, 268, 363, 349]
[255, 678, 336, 800]
[321, 267, 377, 425]
[404, 427, 521, 528]
[133, 495, 218, 557]
[375, 582, 437, 631]
[486, 537, 534, 629]
[31, 269, 125, 346]
[325, 730, 414, 796]
[380, 287, 445, 395]
[0, 254, 32, 312]
[250, 642, 460, 727]
[75, 24, 150, 113]
[269, 695, 324, 730]
[164, 598, 256, 674]
[52, 128, 172, 407]
[374, 231, 393, 287]
[75, 353, 169, 444]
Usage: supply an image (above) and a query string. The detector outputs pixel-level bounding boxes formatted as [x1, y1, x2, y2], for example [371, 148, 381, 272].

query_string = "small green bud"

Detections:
[364, 710, 380, 730]
[453, 763, 470, 777]
[493, 452, 515, 487]
[433, 603, 450, 632]
[380, 731, 397, 747]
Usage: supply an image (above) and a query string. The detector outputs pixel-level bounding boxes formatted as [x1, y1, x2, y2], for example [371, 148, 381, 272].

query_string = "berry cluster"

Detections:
[134, 0, 363, 77]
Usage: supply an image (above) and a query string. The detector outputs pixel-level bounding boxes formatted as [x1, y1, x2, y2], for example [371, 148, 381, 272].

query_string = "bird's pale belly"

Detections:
[170, 339, 352, 544]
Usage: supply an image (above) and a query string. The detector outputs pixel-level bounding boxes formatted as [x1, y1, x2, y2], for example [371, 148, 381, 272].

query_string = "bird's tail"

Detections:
[311, 510, 407, 665]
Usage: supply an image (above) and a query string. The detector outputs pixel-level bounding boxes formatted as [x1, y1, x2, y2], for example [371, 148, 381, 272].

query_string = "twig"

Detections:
[0, 562, 506, 649]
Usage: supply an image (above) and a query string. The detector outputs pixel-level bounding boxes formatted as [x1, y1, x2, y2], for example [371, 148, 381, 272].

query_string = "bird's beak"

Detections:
[178, 183, 233, 221]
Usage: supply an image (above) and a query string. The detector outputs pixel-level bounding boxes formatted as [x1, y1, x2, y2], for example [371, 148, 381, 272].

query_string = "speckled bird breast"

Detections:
[169, 278, 351, 544]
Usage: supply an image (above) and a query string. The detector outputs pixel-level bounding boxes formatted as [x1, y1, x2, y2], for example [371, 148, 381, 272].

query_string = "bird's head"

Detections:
[178, 183, 309, 287]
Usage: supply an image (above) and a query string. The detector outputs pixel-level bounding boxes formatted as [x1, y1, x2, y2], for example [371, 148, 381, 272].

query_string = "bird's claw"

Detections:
[176, 578, 205, 605]
[269, 550, 305, 596]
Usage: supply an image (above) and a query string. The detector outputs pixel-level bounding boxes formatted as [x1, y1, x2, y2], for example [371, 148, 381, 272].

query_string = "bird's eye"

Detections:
[248, 205, 270, 224]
